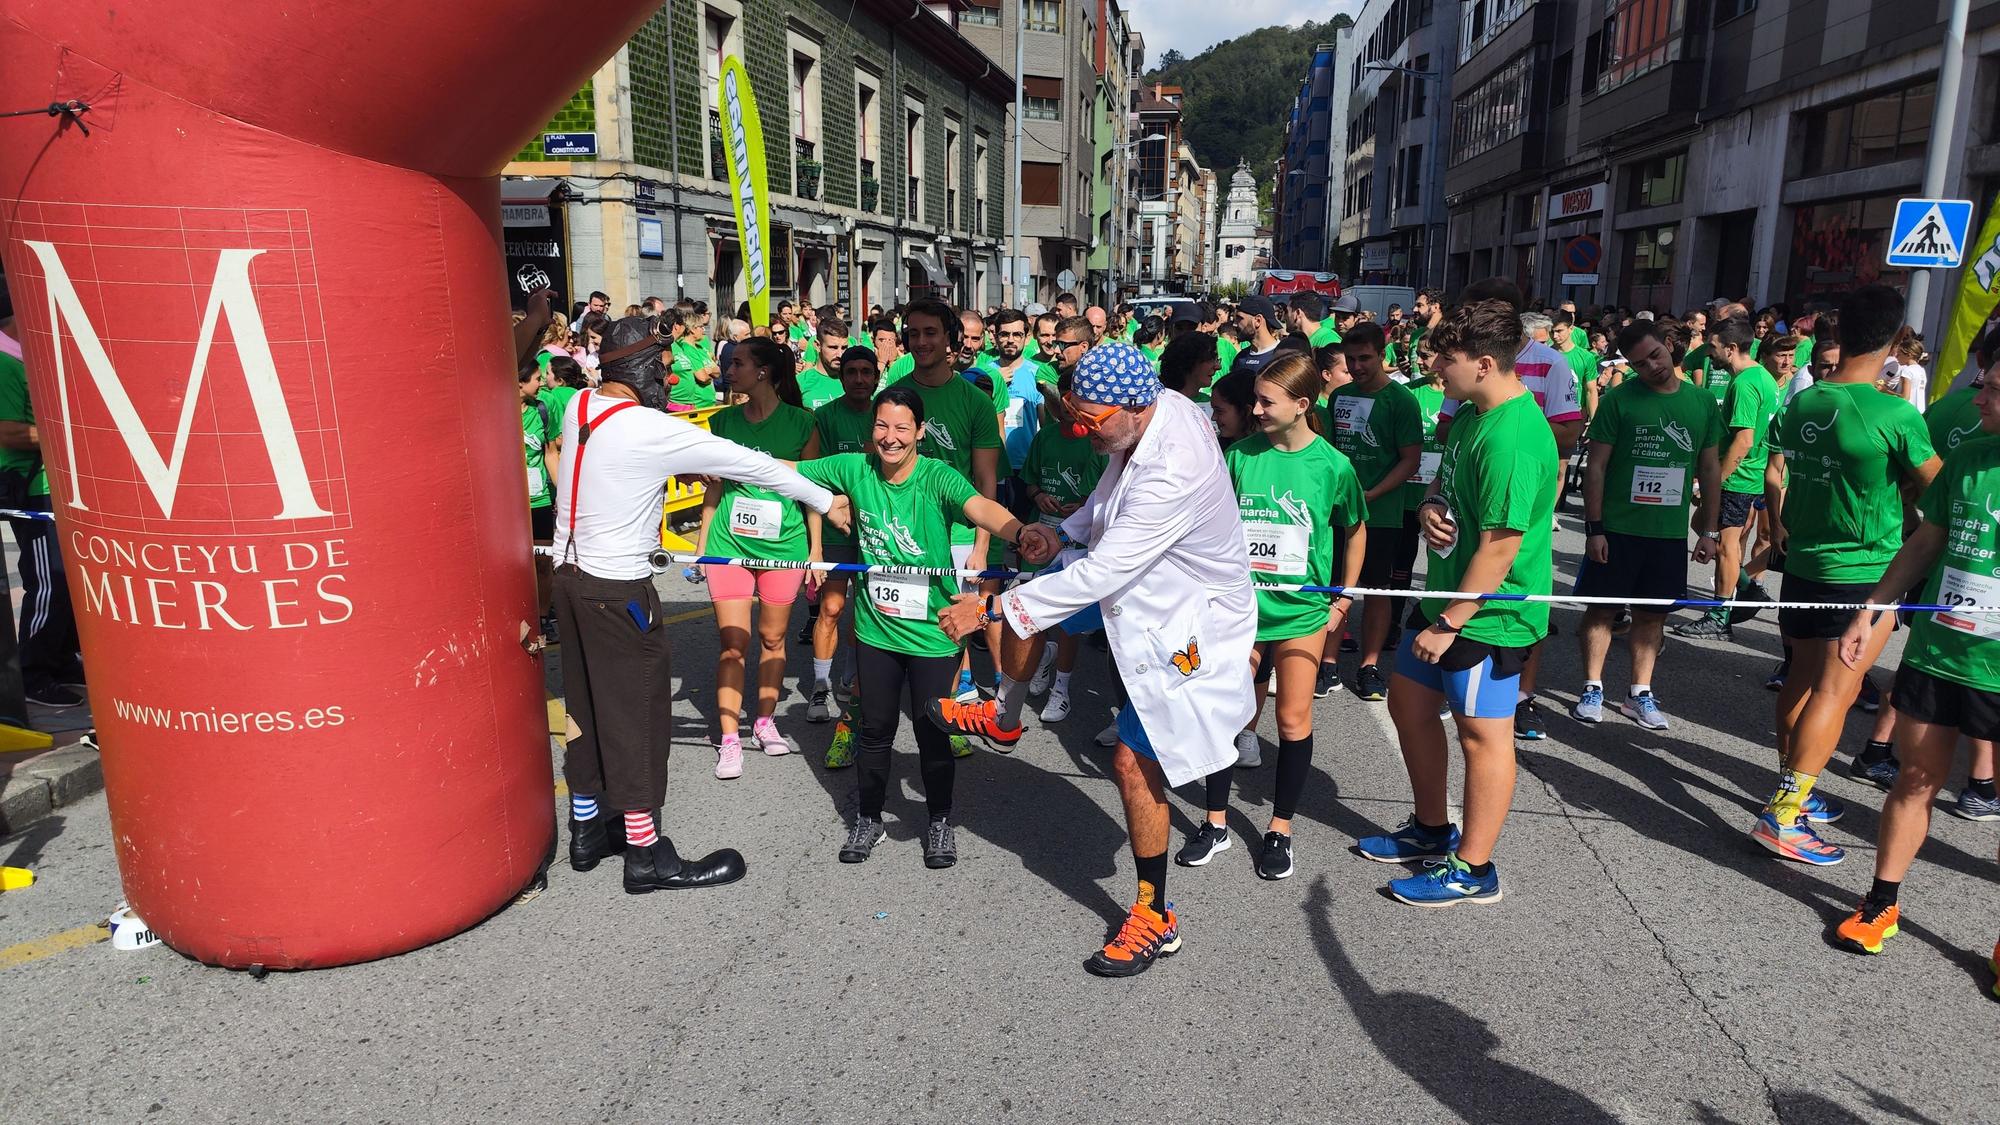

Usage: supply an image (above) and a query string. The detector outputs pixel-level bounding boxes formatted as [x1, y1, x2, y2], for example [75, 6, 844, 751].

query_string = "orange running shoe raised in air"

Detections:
[1834, 900, 1901, 955]
[924, 696, 1022, 749]
[1085, 901, 1181, 978]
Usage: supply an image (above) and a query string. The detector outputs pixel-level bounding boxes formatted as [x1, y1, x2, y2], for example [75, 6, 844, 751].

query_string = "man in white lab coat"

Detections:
[933, 343, 1256, 978]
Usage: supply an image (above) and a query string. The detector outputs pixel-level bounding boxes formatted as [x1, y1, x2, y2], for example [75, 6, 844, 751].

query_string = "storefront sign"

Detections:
[1549, 182, 1607, 221]
[500, 203, 549, 228]
[1360, 242, 1392, 271]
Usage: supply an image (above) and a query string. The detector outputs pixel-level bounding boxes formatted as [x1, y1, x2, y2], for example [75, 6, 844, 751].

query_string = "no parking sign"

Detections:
[1561, 235, 1601, 286]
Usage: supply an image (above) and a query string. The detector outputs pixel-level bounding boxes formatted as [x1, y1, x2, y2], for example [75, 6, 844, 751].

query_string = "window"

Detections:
[1137, 132, 1167, 198]
[1449, 51, 1531, 165]
[1787, 197, 1910, 303]
[1410, 56, 1430, 118]
[963, 0, 1001, 26]
[944, 121, 961, 228]
[1459, 0, 1531, 64]
[1402, 145, 1424, 207]
[1025, 0, 1061, 33]
[1598, 0, 1687, 93]
[791, 53, 816, 145]
[1628, 151, 1685, 208]
[1023, 75, 1062, 120]
[1799, 81, 1934, 177]
[1512, 192, 1541, 231]
[1713, 0, 1755, 21]
[1626, 223, 1676, 307]
[1023, 161, 1061, 207]
[906, 103, 924, 222]
[702, 7, 742, 180]
[975, 136, 991, 231]
[1549, 51, 1572, 109]
[857, 76, 880, 211]
[1416, 0, 1434, 28]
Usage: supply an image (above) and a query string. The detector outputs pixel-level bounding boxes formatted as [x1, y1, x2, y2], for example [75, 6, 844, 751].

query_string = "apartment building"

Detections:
[1339, 0, 1458, 290]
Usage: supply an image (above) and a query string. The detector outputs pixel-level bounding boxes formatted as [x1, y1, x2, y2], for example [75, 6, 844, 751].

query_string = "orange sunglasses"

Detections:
[1062, 394, 1122, 434]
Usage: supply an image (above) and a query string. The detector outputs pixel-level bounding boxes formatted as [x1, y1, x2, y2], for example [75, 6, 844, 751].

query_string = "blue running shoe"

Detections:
[1619, 691, 1670, 731]
[1751, 811, 1845, 865]
[1355, 818, 1460, 864]
[1804, 791, 1844, 824]
[1389, 854, 1502, 908]
[1949, 786, 2000, 822]
[953, 670, 979, 703]
[1571, 686, 1605, 724]
[1847, 754, 1899, 792]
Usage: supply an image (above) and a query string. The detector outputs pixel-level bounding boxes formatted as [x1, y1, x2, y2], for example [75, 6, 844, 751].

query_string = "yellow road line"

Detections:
[662, 605, 714, 625]
[0, 924, 108, 969]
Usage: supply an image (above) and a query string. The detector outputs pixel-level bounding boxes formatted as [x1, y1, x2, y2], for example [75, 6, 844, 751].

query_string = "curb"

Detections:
[0, 736, 101, 836]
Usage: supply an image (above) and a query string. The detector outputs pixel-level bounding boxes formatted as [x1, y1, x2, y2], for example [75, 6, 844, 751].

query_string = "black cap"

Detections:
[1168, 300, 1202, 326]
[1238, 296, 1280, 328]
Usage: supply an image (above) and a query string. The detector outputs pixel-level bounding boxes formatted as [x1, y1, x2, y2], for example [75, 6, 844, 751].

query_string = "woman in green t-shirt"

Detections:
[1177, 353, 1368, 880]
[698, 336, 821, 779]
[668, 309, 720, 411]
[796, 384, 1027, 871]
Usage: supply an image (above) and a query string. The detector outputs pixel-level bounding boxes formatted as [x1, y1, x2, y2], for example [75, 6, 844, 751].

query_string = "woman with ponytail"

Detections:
[1176, 352, 1369, 881]
[698, 335, 820, 779]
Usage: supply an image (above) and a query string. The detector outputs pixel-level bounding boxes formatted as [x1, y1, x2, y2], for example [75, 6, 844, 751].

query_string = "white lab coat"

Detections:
[999, 391, 1256, 786]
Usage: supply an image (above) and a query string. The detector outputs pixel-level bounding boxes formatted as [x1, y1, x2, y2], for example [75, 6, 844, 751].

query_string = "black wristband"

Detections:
[1585, 520, 1606, 536]
[1431, 616, 1463, 634]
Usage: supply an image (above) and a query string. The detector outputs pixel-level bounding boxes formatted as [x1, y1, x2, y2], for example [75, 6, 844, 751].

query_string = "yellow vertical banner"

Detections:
[718, 56, 770, 330]
[1939, 191, 2000, 402]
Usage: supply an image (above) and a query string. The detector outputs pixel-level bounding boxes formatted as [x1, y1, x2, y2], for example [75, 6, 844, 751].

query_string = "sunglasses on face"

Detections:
[1063, 394, 1121, 434]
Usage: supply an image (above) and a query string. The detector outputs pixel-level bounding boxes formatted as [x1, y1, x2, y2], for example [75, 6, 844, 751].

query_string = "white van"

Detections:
[1342, 285, 1418, 324]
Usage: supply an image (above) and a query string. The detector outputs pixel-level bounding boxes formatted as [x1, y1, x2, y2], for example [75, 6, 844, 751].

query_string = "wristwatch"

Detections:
[1698, 530, 1721, 541]
[978, 594, 1001, 625]
[1430, 616, 1463, 634]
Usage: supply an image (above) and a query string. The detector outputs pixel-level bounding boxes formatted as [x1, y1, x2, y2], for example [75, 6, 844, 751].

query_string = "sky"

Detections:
[1124, 0, 1359, 64]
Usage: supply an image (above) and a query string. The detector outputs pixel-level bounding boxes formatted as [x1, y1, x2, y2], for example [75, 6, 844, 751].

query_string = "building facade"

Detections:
[1089, 2, 1140, 304]
[1339, 0, 1458, 289]
[1272, 38, 1347, 272]
[505, 0, 1013, 317]
[961, 0, 1100, 305]
[1442, 0, 2000, 338]
[1133, 85, 1211, 294]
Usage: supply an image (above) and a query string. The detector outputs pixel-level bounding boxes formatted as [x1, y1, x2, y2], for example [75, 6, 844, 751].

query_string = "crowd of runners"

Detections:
[514, 277, 2000, 988]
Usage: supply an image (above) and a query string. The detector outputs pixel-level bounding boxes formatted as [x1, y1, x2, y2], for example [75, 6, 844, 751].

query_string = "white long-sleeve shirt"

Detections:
[553, 391, 834, 580]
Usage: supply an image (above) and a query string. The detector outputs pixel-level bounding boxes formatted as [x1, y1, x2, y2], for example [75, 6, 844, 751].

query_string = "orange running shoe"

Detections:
[1834, 900, 1901, 955]
[924, 696, 1022, 749]
[1085, 901, 1181, 978]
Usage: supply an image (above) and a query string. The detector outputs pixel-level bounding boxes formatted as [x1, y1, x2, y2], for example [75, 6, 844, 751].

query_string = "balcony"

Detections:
[709, 113, 728, 181]
[1577, 57, 1702, 152]
[794, 138, 821, 201]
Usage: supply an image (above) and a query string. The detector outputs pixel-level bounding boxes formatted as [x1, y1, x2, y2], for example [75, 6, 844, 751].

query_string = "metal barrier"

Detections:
[661, 404, 722, 551]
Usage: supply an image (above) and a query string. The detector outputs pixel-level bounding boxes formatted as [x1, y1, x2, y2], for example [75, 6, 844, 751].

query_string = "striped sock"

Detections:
[571, 794, 599, 821]
[624, 810, 658, 848]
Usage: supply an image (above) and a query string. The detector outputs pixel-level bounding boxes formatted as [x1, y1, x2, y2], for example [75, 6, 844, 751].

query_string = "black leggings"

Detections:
[1205, 736, 1314, 822]
[855, 642, 961, 820]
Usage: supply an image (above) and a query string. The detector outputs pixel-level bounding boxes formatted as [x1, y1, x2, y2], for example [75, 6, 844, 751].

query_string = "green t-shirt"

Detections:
[1589, 377, 1723, 539]
[1792, 337, 1814, 374]
[813, 397, 876, 547]
[887, 371, 1003, 545]
[1407, 381, 1447, 507]
[796, 454, 978, 658]
[1328, 380, 1422, 528]
[1770, 381, 1936, 584]
[1216, 336, 1240, 370]
[1018, 426, 1107, 572]
[1564, 347, 1600, 401]
[1908, 439, 2000, 690]
[1927, 384, 1986, 456]
[0, 353, 47, 497]
[702, 404, 818, 562]
[799, 370, 844, 411]
[1309, 322, 1340, 349]
[669, 339, 717, 409]
[1421, 392, 1559, 647]
[1569, 325, 1589, 351]
[1226, 434, 1368, 641]
[522, 400, 555, 510]
[1720, 363, 1780, 494]
[540, 384, 578, 428]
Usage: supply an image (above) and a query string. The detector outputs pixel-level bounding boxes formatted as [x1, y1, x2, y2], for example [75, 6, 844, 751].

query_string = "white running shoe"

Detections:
[1094, 721, 1120, 747]
[1027, 643, 1059, 696]
[1041, 687, 1071, 723]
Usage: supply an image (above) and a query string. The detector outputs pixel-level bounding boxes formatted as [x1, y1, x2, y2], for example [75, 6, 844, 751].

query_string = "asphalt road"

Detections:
[4, 512, 1997, 1124]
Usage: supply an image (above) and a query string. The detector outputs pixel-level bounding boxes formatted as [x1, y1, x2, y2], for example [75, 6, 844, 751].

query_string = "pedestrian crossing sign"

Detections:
[1886, 198, 1974, 269]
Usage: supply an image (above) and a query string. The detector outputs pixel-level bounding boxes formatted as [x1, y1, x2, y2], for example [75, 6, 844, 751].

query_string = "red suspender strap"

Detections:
[563, 389, 639, 562]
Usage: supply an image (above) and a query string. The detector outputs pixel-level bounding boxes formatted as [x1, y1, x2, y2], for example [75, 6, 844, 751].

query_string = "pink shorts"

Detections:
[706, 564, 806, 605]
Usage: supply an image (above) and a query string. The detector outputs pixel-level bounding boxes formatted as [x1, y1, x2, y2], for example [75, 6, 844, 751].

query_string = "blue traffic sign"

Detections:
[542, 132, 598, 158]
[1885, 197, 1974, 269]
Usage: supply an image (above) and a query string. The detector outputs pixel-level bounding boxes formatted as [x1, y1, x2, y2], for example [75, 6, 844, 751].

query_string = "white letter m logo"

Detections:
[23, 240, 331, 520]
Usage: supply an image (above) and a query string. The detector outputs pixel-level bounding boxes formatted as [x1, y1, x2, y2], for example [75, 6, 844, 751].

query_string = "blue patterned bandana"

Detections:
[1073, 342, 1160, 407]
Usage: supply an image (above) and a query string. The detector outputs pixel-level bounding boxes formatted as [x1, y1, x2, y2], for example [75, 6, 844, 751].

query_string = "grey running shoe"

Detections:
[1235, 728, 1262, 769]
[1619, 691, 1669, 731]
[1671, 612, 1732, 640]
[1950, 786, 2000, 822]
[839, 816, 886, 863]
[1572, 686, 1605, 724]
[923, 817, 958, 869]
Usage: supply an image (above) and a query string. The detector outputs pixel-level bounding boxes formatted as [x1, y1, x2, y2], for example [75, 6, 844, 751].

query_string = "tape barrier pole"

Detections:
[0, 0, 667, 969]
[618, 552, 2000, 616]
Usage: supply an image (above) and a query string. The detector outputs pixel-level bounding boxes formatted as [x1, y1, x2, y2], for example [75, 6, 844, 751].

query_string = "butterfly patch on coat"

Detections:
[1171, 638, 1201, 677]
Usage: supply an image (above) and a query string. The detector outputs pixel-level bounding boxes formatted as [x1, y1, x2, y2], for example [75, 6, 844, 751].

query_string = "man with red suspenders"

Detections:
[553, 315, 851, 892]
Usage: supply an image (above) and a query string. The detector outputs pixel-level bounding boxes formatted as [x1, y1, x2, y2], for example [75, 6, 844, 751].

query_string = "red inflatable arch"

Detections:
[0, 0, 661, 968]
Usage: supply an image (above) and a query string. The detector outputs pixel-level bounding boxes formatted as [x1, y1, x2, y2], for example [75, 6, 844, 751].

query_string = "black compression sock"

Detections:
[1859, 739, 1895, 765]
[1972, 777, 1998, 801]
[1416, 817, 1453, 837]
[1865, 877, 1901, 910]
[1134, 850, 1168, 915]
[1463, 858, 1494, 878]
